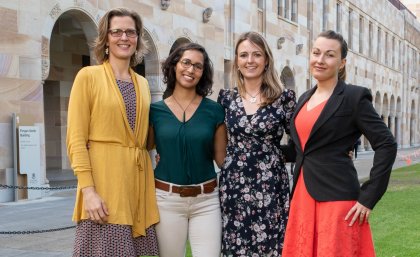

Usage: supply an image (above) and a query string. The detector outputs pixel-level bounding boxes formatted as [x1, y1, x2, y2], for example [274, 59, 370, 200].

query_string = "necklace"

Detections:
[115, 76, 132, 82]
[172, 94, 198, 122]
[246, 90, 261, 103]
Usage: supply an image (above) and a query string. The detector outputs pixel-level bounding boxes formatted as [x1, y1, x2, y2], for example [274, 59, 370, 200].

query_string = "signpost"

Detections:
[6, 113, 48, 202]
[18, 126, 42, 199]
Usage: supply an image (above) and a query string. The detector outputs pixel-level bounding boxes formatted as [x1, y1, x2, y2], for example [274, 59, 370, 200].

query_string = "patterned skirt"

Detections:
[73, 220, 159, 257]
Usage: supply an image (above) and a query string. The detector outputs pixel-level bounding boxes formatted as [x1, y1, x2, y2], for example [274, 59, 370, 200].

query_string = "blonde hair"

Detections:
[93, 7, 147, 67]
[231, 31, 284, 106]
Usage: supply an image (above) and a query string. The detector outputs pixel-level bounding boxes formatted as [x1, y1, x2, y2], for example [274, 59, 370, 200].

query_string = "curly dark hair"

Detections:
[162, 42, 213, 99]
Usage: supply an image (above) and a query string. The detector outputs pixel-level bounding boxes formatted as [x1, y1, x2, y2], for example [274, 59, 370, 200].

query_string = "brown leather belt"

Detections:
[155, 179, 217, 197]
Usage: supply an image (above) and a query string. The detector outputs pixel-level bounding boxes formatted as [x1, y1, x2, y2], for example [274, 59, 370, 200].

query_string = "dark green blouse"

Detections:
[150, 98, 225, 185]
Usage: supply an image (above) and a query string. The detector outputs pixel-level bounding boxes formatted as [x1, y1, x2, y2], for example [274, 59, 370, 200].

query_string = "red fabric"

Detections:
[282, 101, 375, 257]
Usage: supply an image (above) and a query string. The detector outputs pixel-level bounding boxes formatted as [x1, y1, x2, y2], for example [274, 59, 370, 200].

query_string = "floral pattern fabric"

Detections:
[217, 88, 296, 257]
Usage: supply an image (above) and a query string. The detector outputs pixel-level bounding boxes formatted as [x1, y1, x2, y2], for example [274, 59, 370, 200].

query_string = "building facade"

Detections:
[0, 0, 419, 200]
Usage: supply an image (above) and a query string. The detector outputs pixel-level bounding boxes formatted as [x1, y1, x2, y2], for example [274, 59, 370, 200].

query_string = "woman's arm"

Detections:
[354, 88, 397, 209]
[67, 68, 109, 224]
[280, 89, 297, 163]
[214, 123, 227, 168]
[66, 68, 94, 189]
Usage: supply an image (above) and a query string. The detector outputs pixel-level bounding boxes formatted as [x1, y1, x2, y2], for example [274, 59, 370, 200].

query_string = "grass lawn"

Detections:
[145, 164, 420, 257]
[370, 164, 420, 257]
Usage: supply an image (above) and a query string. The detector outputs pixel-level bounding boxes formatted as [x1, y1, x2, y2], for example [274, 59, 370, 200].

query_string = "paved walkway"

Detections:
[0, 190, 75, 257]
[0, 147, 419, 257]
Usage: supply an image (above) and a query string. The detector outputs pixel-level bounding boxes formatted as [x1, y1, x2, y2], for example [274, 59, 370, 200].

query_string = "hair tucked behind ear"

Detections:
[317, 30, 348, 81]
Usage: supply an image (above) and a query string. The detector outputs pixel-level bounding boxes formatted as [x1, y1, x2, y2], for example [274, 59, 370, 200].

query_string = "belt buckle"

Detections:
[179, 186, 199, 197]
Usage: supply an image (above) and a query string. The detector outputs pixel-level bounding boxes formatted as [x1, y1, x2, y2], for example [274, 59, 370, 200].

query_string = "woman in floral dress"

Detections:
[217, 31, 296, 257]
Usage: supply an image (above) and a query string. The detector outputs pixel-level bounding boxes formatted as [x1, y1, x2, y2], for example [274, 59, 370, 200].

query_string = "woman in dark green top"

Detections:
[147, 43, 227, 257]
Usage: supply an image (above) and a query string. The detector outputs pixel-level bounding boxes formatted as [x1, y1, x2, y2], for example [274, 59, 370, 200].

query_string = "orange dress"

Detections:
[282, 101, 375, 257]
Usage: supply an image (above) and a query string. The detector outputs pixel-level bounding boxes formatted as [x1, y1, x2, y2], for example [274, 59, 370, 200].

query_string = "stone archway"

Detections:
[365, 91, 383, 150]
[160, 37, 192, 99]
[170, 37, 191, 54]
[389, 95, 397, 143]
[279, 66, 295, 147]
[280, 66, 295, 90]
[43, 10, 96, 183]
[134, 29, 161, 102]
[410, 100, 416, 146]
[383, 93, 389, 128]
[396, 97, 402, 146]
[374, 91, 382, 112]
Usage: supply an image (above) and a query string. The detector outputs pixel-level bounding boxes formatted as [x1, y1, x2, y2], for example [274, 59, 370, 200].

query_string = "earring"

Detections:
[105, 47, 109, 55]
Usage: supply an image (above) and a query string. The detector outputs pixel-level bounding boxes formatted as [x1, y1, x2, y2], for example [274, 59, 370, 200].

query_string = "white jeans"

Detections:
[155, 188, 221, 257]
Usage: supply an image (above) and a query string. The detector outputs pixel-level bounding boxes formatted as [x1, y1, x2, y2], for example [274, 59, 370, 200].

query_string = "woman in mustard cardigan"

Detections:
[66, 8, 159, 257]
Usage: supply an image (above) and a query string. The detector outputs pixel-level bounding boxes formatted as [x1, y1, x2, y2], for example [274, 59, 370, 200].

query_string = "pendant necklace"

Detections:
[172, 94, 198, 122]
[246, 90, 260, 103]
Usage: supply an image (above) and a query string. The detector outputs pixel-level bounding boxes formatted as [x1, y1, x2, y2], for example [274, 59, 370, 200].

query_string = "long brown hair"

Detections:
[93, 7, 147, 67]
[231, 31, 283, 106]
[317, 30, 348, 81]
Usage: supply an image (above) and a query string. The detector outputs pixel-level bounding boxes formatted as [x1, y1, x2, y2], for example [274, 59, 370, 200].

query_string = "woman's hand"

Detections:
[155, 153, 160, 165]
[344, 202, 371, 226]
[82, 186, 109, 224]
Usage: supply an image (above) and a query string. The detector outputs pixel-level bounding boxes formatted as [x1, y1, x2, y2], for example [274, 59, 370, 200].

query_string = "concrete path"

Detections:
[0, 190, 75, 257]
[355, 146, 420, 179]
[0, 147, 419, 257]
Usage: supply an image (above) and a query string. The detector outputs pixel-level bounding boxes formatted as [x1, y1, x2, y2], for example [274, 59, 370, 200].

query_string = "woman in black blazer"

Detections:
[282, 31, 397, 257]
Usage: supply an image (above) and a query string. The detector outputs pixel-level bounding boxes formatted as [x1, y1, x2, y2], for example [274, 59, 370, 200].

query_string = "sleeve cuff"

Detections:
[76, 172, 95, 189]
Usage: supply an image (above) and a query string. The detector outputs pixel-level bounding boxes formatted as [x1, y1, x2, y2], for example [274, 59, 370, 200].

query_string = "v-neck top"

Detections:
[295, 100, 328, 151]
[150, 98, 224, 184]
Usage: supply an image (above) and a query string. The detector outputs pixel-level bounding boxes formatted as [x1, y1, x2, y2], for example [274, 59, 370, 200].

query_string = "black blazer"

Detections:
[290, 80, 397, 209]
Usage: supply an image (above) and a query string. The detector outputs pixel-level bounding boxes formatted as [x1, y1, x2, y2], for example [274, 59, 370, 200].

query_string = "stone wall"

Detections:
[0, 0, 418, 197]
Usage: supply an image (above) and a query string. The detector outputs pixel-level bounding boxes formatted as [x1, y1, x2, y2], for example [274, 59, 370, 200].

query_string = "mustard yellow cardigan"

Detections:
[66, 61, 159, 237]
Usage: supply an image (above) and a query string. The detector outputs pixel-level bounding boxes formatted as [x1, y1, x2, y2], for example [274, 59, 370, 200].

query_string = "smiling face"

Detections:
[107, 16, 138, 62]
[310, 36, 346, 83]
[236, 39, 267, 81]
[175, 50, 204, 90]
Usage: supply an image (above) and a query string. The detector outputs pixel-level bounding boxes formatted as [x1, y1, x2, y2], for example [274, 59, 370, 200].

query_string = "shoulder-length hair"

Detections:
[231, 31, 284, 106]
[93, 7, 147, 67]
[162, 42, 213, 99]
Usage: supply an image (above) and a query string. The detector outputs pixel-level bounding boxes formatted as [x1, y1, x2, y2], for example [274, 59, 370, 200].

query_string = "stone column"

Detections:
[390, 115, 395, 138]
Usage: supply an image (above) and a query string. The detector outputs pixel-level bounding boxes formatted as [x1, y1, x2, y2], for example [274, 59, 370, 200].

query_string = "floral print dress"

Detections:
[217, 88, 296, 257]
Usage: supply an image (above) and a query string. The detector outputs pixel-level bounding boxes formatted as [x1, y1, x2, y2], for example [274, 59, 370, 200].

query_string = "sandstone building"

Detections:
[0, 0, 418, 200]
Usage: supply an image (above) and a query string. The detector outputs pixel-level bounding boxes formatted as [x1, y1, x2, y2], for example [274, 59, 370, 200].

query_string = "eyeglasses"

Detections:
[108, 29, 138, 38]
[179, 59, 204, 71]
